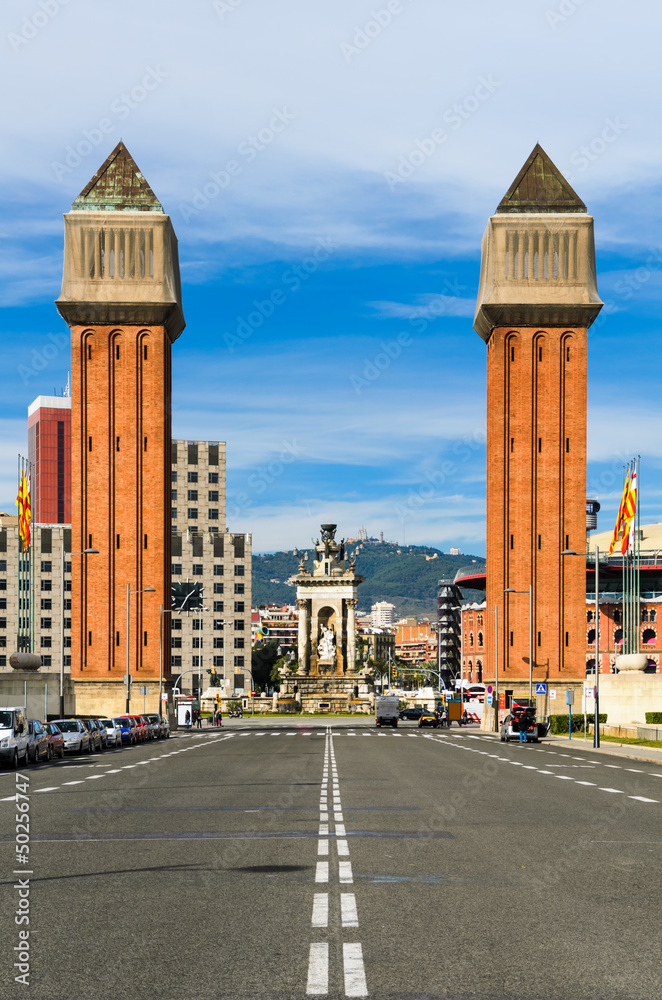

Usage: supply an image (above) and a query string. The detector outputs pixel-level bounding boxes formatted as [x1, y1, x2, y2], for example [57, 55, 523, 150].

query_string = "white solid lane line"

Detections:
[629, 796, 659, 803]
[599, 788, 624, 794]
[339, 861, 353, 884]
[343, 943, 368, 997]
[341, 893, 359, 928]
[33, 787, 59, 793]
[311, 894, 329, 928]
[307, 942, 329, 995]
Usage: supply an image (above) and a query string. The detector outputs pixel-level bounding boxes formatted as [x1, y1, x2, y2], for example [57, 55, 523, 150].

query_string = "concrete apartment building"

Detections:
[170, 440, 252, 698]
[371, 601, 395, 627]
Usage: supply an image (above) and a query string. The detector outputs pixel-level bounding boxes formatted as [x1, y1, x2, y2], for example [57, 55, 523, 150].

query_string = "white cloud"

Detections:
[369, 294, 475, 320]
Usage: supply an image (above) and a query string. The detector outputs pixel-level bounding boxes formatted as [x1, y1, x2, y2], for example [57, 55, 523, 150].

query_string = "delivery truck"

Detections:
[375, 695, 399, 728]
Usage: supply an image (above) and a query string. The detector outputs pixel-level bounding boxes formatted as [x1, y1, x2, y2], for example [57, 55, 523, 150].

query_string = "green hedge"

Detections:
[549, 713, 607, 734]
[645, 712, 662, 725]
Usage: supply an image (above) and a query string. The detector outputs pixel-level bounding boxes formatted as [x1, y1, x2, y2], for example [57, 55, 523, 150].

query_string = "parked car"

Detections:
[128, 715, 148, 742]
[53, 719, 91, 754]
[417, 710, 440, 729]
[158, 715, 170, 739]
[145, 715, 161, 740]
[26, 719, 50, 763]
[80, 719, 102, 752]
[98, 718, 123, 749]
[140, 715, 155, 740]
[114, 717, 137, 746]
[91, 719, 108, 750]
[0, 707, 29, 768]
[500, 708, 538, 743]
[44, 722, 65, 759]
[399, 707, 423, 721]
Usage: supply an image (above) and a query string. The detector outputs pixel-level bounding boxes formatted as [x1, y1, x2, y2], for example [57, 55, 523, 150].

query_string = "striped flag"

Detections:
[608, 472, 630, 556]
[620, 470, 637, 554]
[15, 470, 31, 552]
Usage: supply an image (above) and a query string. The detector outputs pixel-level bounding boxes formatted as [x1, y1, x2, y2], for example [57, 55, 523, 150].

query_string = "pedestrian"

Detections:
[212, 706, 217, 727]
[196, 710, 202, 729]
[185, 709, 191, 730]
[518, 712, 527, 743]
[217, 706, 222, 727]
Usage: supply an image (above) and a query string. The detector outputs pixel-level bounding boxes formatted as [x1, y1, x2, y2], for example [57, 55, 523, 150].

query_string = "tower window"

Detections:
[144, 437, 148, 452]
[566, 346, 571, 362]
[88, 436, 92, 452]
[510, 437, 514, 453]
[537, 534, 541, 550]
[538, 346, 543, 362]
[565, 631, 569, 647]
[115, 344, 120, 360]
[116, 534, 120, 549]
[144, 631, 148, 647]
[116, 631, 120, 646]
[144, 534, 148, 549]
[565, 535, 569, 550]
[88, 631, 92, 646]
[144, 345, 148, 360]
[538, 438, 542, 453]
[88, 534, 93, 548]
[510, 631, 514, 647]
[566, 438, 570, 453]
[537, 631, 541, 647]
[116, 437, 120, 452]
[510, 534, 514, 550]
[511, 346, 515, 362]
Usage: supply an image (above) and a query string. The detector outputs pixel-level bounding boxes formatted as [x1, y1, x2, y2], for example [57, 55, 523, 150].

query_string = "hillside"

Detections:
[252, 542, 485, 618]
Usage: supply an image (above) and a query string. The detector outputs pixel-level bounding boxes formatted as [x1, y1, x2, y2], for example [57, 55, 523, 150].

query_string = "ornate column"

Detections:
[296, 599, 309, 673]
[346, 599, 358, 674]
[310, 611, 319, 676]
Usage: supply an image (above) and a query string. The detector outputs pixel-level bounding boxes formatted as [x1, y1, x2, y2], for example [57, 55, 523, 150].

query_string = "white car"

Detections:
[99, 718, 123, 748]
[0, 707, 29, 768]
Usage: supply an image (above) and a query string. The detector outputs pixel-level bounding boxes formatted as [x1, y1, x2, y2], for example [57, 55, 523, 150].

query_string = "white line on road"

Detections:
[315, 862, 329, 883]
[33, 787, 58, 793]
[341, 893, 359, 928]
[339, 861, 353, 884]
[629, 796, 659, 803]
[337, 839, 349, 856]
[343, 943, 368, 997]
[336, 823, 346, 836]
[311, 893, 329, 928]
[599, 788, 624, 794]
[318, 840, 329, 855]
[306, 942, 329, 995]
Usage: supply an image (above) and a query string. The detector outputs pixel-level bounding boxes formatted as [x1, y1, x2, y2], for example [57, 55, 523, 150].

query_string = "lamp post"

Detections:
[126, 584, 156, 713]
[158, 605, 174, 721]
[60, 546, 98, 718]
[504, 583, 533, 703]
[562, 545, 600, 748]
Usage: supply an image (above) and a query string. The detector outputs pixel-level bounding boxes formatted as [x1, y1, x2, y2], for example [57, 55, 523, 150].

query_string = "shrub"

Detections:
[645, 712, 662, 725]
[549, 713, 607, 734]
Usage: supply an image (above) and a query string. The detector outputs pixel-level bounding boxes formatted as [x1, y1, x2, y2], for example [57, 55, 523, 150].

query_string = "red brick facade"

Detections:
[70, 325, 171, 682]
[485, 326, 587, 682]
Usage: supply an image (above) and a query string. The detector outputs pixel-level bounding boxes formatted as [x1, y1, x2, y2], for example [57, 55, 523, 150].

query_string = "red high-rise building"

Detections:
[27, 395, 71, 524]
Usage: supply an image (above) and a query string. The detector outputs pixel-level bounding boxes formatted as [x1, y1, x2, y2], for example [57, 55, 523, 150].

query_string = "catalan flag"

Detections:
[608, 472, 630, 556]
[620, 470, 638, 554]
[15, 470, 31, 552]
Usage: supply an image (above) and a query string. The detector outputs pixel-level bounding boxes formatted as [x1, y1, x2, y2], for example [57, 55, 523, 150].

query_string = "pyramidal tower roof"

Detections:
[71, 141, 163, 212]
[496, 143, 586, 214]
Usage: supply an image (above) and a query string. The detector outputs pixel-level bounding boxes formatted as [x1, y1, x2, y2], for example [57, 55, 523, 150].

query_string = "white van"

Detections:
[0, 707, 29, 768]
[375, 695, 399, 728]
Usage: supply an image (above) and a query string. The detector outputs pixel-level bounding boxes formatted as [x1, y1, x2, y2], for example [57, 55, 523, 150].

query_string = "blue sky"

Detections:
[1, 0, 661, 553]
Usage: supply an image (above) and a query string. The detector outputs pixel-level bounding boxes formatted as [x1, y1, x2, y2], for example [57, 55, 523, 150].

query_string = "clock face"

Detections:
[171, 580, 205, 615]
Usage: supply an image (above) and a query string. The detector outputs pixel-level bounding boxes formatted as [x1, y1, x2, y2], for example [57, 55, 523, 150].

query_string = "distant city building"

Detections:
[449, 546, 462, 556]
[357, 624, 395, 664]
[394, 620, 437, 666]
[28, 395, 71, 525]
[371, 601, 395, 627]
[252, 605, 298, 649]
[357, 525, 368, 541]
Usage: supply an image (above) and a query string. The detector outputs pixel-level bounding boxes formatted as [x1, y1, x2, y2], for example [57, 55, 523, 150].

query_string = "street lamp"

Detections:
[504, 583, 533, 702]
[60, 546, 98, 718]
[126, 584, 156, 713]
[563, 545, 600, 748]
[482, 605, 499, 732]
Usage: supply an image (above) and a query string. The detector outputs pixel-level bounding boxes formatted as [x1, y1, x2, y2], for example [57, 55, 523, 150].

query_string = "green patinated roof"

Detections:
[72, 141, 163, 212]
[496, 143, 586, 214]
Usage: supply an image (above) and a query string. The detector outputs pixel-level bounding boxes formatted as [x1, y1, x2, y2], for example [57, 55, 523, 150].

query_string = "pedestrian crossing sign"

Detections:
[535, 683, 547, 694]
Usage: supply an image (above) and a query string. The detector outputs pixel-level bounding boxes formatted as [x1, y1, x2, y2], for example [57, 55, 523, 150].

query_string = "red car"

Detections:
[128, 715, 148, 742]
[44, 722, 65, 759]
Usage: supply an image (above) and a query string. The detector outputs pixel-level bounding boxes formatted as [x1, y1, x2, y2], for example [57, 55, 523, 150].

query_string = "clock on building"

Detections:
[171, 580, 205, 615]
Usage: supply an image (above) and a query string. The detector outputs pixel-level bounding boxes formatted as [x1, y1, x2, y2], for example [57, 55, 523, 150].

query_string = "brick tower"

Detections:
[56, 142, 185, 715]
[474, 145, 602, 690]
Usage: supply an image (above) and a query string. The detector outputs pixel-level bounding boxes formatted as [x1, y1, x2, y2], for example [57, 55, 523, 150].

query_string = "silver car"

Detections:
[52, 719, 91, 754]
[98, 718, 123, 749]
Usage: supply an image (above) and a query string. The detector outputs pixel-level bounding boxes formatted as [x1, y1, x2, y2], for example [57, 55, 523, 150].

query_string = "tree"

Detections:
[251, 639, 280, 692]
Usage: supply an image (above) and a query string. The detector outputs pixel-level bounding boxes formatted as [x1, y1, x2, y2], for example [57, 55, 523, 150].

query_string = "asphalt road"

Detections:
[1, 719, 661, 1000]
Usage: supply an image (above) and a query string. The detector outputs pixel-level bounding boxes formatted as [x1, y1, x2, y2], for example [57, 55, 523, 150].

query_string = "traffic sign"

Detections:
[487, 685, 493, 694]
[486, 694, 493, 705]
[535, 683, 547, 695]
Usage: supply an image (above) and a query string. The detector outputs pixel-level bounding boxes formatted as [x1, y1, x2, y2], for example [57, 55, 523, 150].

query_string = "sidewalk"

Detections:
[543, 732, 662, 765]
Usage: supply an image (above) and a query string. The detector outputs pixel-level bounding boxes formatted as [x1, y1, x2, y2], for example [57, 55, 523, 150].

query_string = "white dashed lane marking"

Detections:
[311, 894, 328, 928]
[343, 943, 368, 997]
[341, 893, 359, 928]
[306, 942, 329, 995]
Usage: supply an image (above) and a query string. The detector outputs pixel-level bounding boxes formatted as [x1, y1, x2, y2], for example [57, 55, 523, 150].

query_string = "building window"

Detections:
[40, 618, 52, 629]
[192, 619, 203, 631]
[41, 656, 51, 667]
[208, 509, 219, 520]
[234, 620, 244, 630]
[234, 583, 244, 594]
[188, 443, 198, 465]
[64, 599, 71, 610]
[214, 602, 224, 612]
[187, 471, 198, 483]
[234, 656, 244, 667]
[64, 580, 72, 592]
[172, 564, 182, 575]
[614, 609, 621, 624]
[208, 491, 219, 502]
[469, 632, 474, 647]
[41, 599, 52, 610]
[41, 580, 52, 592]
[171, 490, 177, 502]
[0, 622, 6, 633]
[477, 614, 483, 626]
[192, 564, 203, 576]
[64, 562, 71, 574]
[171, 471, 177, 483]
[64, 619, 71, 630]
[188, 509, 198, 520]
[116, 632, 120, 647]
[144, 631, 148, 646]
[510, 631, 514, 647]
[209, 472, 219, 484]
[208, 442, 219, 465]
[41, 636, 52, 648]
[63, 655, 71, 667]
[652, 610, 657, 623]
[188, 490, 198, 501]
[213, 637, 224, 648]
[213, 656, 224, 667]
[478, 632, 483, 647]
[172, 618, 182, 630]
[537, 631, 541, 647]
[171, 636, 182, 648]
[234, 637, 245, 648]
[233, 535, 245, 559]
[587, 610, 594, 622]
[41, 561, 52, 573]
[172, 656, 182, 668]
[63, 636, 71, 647]
[213, 583, 224, 594]
[588, 629, 596, 645]
[234, 566, 244, 577]
[234, 601, 245, 613]
[214, 620, 224, 630]
[214, 565, 224, 576]
[192, 637, 202, 648]
[643, 628, 656, 645]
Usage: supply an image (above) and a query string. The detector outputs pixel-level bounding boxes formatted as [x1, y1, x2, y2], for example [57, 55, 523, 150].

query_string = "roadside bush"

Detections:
[549, 713, 607, 734]
[645, 712, 662, 725]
